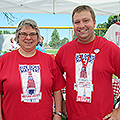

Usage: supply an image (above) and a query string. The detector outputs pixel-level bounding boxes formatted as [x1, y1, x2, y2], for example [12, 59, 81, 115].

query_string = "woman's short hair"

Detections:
[15, 19, 41, 43]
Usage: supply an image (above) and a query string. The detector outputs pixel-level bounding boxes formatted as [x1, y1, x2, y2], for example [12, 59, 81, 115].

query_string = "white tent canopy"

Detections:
[0, 34, 15, 51]
[0, 0, 119, 15]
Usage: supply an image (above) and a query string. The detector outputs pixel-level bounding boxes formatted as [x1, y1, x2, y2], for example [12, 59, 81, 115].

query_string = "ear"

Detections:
[94, 20, 96, 27]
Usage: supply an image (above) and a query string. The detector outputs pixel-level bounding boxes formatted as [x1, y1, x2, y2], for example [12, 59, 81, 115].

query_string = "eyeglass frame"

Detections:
[19, 32, 38, 38]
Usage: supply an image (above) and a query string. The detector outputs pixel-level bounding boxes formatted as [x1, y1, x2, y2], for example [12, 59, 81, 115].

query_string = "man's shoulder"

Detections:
[96, 36, 119, 49]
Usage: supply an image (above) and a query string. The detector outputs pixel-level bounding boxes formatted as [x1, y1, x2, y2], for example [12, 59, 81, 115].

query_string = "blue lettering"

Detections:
[89, 54, 95, 64]
[75, 53, 95, 64]
[19, 65, 40, 73]
[75, 54, 81, 63]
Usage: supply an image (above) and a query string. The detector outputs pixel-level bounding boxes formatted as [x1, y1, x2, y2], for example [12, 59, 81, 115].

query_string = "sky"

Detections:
[0, 12, 109, 42]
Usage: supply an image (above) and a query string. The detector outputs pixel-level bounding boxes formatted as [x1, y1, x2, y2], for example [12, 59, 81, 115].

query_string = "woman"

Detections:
[0, 19, 65, 120]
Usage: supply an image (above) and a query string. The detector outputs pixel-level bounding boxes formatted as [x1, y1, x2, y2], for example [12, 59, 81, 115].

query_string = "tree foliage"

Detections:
[49, 29, 61, 49]
[0, 31, 2, 34]
[0, 30, 16, 34]
[60, 37, 69, 46]
[107, 15, 120, 28]
[94, 23, 108, 36]
[49, 29, 69, 48]
[95, 15, 120, 36]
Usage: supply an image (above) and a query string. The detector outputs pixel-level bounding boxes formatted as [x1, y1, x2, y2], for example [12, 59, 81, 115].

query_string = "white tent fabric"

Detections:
[0, 0, 119, 15]
[0, 34, 15, 51]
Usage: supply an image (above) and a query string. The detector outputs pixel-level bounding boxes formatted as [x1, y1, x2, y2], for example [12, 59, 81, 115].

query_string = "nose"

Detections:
[78, 22, 85, 28]
[26, 34, 31, 39]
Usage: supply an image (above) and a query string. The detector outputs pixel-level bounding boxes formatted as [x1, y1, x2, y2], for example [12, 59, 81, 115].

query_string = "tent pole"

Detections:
[53, 0, 55, 14]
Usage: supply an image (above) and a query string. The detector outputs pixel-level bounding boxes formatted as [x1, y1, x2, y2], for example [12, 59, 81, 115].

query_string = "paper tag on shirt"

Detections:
[74, 81, 93, 103]
[74, 53, 95, 103]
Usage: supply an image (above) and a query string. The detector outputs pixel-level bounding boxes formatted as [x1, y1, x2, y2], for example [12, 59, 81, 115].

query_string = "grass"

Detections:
[45, 49, 59, 55]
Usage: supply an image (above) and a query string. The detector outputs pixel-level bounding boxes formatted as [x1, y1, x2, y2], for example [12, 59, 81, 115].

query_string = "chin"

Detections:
[78, 35, 88, 40]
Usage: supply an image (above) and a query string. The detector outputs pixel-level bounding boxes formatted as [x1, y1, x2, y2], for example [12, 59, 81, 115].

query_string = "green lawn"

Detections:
[45, 49, 59, 55]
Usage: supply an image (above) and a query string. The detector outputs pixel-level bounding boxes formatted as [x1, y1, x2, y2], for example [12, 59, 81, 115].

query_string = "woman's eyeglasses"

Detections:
[19, 32, 38, 38]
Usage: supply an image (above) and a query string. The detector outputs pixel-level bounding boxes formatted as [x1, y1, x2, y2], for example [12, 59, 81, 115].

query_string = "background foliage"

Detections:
[49, 29, 69, 49]
[94, 15, 120, 36]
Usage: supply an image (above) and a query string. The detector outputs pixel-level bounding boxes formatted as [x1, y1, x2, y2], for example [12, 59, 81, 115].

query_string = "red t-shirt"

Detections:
[55, 36, 120, 120]
[0, 50, 65, 120]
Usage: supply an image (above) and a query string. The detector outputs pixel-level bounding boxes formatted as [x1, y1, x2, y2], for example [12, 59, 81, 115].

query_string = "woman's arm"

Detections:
[53, 90, 62, 120]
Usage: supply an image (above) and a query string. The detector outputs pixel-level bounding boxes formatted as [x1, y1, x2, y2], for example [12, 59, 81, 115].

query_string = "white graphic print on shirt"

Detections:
[74, 53, 95, 103]
[19, 64, 42, 103]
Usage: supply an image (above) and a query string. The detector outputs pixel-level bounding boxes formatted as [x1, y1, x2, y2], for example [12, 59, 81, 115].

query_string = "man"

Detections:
[36, 36, 46, 53]
[55, 5, 120, 120]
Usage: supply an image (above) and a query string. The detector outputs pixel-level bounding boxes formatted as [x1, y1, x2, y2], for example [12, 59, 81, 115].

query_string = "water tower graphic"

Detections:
[80, 66, 87, 78]
[27, 71, 36, 95]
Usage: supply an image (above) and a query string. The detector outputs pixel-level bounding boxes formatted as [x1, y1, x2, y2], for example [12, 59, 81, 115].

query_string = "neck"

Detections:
[78, 35, 95, 44]
[18, 48, 36, 57]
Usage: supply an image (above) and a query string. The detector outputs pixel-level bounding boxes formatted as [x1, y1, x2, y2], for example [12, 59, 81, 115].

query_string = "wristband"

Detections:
[55, 112, 62, 116]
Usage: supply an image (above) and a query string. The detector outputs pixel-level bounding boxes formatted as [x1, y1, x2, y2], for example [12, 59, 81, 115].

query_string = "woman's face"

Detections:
[19, 26, 38, 52]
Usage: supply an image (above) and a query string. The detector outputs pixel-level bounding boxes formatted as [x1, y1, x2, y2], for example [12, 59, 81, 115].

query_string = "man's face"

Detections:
[73, 10, 96, 43]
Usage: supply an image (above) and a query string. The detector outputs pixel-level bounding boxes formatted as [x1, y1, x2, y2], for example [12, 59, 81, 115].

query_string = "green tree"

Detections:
[12, 31, 16, 34]
[0, 30, 16, 34]
[3, 30, 11, 34]
[0, 31, 2, 34]
[60, 37, 69, 46]
[94, 22, 107, 36]
[95, 15, 120, 36]
[49, 29, 61, 49]
[107, 15, 120, 28]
